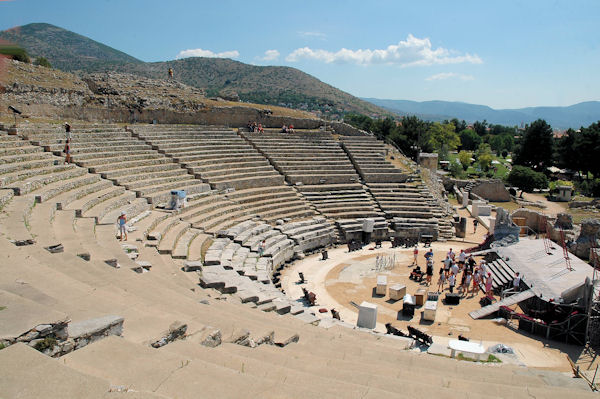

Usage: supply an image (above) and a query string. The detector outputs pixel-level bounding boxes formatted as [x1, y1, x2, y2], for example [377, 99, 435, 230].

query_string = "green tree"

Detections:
[449, 160, 465, 178]
[514, 119, 554, 171]
[459, 129, 481, 151]
[372, 117, 395, 138]
[392, 115, 431, 159]
[507, 165, 548, 193]
[555, 128, 577, 170]
[344, 113, 373, 132]
[489, 133, 514, 155]
[458, 150, 472, 171]
[34, 56, 52, 68]
[427, 122, 460, 153]
[475, 143, 493, 171]
[473, 120, 488, 136]
[573, 122, 600, 178]
[446, 118, 467, 134]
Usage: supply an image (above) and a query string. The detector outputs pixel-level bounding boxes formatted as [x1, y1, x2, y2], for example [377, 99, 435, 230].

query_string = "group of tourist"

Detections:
[247, 121, 264, 133]
[246, 122, 296, 133]
[281, 124, 294, 133]
[417, 247, 493, 298]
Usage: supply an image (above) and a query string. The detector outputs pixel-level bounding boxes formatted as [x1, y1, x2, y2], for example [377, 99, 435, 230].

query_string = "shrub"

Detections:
[449, 160, 465, 178]
[34, 337, 57, 352]
[507, 165, 548, 192]
[458, 150, 471, 171]
[0, 45, 30, 63]
[576, 178, 600, 197]
[34, 56, 51, 68]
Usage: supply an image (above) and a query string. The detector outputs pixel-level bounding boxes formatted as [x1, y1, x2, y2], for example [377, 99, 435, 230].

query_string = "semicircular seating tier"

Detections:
[340, 135, 455, 240]
[241, 130, 382, 220]
[134, 126, 317, 223]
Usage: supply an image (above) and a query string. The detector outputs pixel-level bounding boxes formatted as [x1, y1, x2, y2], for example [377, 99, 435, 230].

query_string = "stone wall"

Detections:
[329, 121, 368, 136]
[511, 209, 549, 233]
[471, 180, 511, 202]
[443, 178, 510, 202]
[571, 219, 600, 260]
[419, 153, 438, 171]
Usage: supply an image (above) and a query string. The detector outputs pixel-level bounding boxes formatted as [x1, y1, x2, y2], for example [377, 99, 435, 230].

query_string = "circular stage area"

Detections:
[281, 240, 577, 371]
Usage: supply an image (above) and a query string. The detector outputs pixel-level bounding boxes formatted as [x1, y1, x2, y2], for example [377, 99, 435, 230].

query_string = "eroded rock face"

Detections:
[555, 213, 573, 230]
[493, 207, 520, 244]
[572, 219, 600, 260]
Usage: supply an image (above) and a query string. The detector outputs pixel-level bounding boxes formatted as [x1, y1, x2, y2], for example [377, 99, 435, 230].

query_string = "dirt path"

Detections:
[521, 192, 568, 217]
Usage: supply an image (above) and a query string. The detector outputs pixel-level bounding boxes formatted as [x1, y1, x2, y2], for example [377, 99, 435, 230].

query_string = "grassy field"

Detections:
[447, 153, 511, 180]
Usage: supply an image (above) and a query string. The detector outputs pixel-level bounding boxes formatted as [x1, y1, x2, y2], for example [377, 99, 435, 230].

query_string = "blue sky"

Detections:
[1, 0, 599, 109]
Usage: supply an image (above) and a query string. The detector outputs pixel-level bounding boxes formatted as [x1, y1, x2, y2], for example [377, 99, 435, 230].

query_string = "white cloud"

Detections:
[285, 34, 482, 66]
[426, 72, 474, 81]
[261, 49, 280, 61]
[298, 31, 327, 40]
[175, 48, 239, 60]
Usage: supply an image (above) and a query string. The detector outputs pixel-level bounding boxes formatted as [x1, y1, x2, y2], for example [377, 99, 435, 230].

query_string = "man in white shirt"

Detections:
[513, 272, 521, 292]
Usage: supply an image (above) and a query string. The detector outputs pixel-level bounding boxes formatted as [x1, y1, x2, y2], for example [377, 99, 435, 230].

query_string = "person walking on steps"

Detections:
[473, 219, 479, 233]
[63, 138, 71, 164]
[513, 272, 521, 292]
[64, 122, 71, 140]
[117, 211, 127, 241]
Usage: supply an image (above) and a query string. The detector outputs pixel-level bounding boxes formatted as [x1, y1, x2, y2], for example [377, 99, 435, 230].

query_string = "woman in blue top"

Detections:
[117, 211, 127, 241]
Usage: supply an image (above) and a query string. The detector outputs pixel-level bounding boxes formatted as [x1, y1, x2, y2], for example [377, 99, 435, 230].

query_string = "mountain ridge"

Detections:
[0, 23, 388, 118]
[362, 98, 600, 129]
[2, 23, 598, 128]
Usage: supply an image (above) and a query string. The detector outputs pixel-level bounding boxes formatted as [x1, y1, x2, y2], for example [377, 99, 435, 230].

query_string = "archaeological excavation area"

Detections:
[0, 122, 596, 398]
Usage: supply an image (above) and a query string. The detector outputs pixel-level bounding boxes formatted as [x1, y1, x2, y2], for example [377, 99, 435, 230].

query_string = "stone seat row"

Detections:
[135, 128, 285, 191]
[296, 183, 382, 219]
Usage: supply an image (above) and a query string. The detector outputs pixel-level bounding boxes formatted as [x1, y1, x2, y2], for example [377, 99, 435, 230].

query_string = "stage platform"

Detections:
[495, 239, 594, 303]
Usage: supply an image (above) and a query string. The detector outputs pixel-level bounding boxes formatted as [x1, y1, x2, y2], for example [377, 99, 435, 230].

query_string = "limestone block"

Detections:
[183, 260, 202, 272]
[415, 288, 428, 306]
[104, 259, 120, 268]
[488, 217, 496, 233]
[197, 327, 222, 348]
[423, 300, 438, 321]
[77, 253, 91, 261]
[68, 315, 124, 339]
[376, 275, 387, 296]
[357, 301, 377, 329]
[389, 284, 406, 301]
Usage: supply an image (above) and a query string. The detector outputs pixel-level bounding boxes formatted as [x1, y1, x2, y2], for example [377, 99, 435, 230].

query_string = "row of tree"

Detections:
[344, 113, 515, 161]
[345, 113, 600, 195]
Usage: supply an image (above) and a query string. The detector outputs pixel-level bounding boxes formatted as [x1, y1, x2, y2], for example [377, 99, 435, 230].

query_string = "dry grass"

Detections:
[568, 209, 600, 224]
[489, 201, 527, 213]
[205, 100, 315, 119]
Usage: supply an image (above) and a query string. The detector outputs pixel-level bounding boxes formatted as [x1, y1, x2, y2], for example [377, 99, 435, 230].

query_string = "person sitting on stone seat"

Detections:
[331, 308, 340, 320]
[307, 291, 316, 306]
[298, 272, 305, 284]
